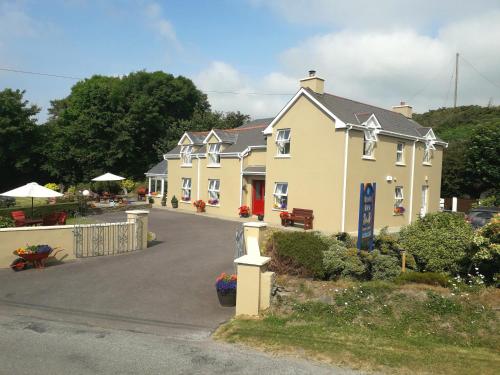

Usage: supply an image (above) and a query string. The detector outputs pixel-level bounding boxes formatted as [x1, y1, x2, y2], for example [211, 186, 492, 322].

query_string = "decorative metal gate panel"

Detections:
[235, 226, 245, 256]
[73, 219, 143, 258]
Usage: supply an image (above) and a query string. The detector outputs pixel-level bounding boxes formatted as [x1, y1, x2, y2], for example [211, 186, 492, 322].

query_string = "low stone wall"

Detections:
[0, 210, 150, 268]
[0, 225, 77, 268]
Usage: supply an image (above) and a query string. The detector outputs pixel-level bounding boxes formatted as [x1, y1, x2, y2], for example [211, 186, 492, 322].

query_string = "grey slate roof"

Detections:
[145, 159, 168, 176]
[187, 131, 209, 144]
[213, 129, 238, 143]
[243, 165, 266, 174]
[304, 88, 443, 141]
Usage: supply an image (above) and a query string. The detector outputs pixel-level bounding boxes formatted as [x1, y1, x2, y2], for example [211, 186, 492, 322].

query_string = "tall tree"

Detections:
[0, 89, 41, 190]
[42, 71, 211, 184]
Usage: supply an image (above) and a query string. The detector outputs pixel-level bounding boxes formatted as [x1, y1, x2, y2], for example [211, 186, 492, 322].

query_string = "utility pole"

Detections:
[454, 52, 459, 108]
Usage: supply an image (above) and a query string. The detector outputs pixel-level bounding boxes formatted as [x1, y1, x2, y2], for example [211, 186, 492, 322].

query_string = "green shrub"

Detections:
[0, 202, 79, 219]
[0, 216, 14, 228]
[334, 232, 356, 247]
[399, 212, 474, 274]
[323, 244, 366, 280]
[395, 271, 449, 287]
[470, 215, 500, 283]
[369, 251, 401, 280]
[44, 182, 59, 191]
[121, 179, 136, 193]
[272, 231, 326, 278]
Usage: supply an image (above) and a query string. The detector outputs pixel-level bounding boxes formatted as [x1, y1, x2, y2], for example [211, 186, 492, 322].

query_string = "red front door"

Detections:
[252, 180, 265, 216]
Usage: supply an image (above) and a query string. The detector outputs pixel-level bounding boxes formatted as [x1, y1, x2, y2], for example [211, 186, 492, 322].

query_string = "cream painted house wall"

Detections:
[243, 149, 266, 167]
[264, 95, 345, 232]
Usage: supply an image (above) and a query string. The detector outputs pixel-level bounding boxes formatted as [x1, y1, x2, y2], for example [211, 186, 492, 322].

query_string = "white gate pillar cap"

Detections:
[234, 255, 270, 266]
[125, 210, 150, 215]
[243, 222, 267, 228]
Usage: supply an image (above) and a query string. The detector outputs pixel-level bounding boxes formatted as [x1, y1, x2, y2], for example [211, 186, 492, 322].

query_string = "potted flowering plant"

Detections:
[208, 198, 219, 205]
[171, 195, 179, 208]
[280, 211, 290, 226]
[238, 205, 250, 218]
[215, 272, 237, 306]
[193, 199, 206, 212]
[394, 206, 405, 215]
[181, 195, 190, 202]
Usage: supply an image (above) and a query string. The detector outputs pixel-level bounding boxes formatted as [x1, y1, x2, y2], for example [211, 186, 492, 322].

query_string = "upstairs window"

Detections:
[180, 145, 193, 165]
[181, 178, 191, 202]
[276, 129, 291, 155]
[363, 130, 377, 158]
[208, 179, 220, 205]
[423, 141, 435, 164]
[208, 143, 221, 165]
[396, 142, 405, 164]
[273, 182, 288, 210]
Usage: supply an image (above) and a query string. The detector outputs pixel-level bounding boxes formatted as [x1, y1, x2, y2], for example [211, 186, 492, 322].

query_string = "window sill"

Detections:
[207, 164, 221, 168]
[422, 162, 432, 166]
[274, 155, 291, 159]
[272, 208, 288, 212]
[395, 162, 406, 166]
[180, 200, 191, 204]
[180, 164, 192, 168]
[393, 213, 405, 216]
[362, 156, 376, 161]
[206, 204, 220, 207]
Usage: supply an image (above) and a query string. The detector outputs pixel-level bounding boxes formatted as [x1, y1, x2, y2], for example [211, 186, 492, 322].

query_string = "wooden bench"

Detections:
[287, 208, 314, 230]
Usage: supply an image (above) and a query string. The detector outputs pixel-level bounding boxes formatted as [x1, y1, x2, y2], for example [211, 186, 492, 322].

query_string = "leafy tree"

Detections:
[0, 89, 42, 190]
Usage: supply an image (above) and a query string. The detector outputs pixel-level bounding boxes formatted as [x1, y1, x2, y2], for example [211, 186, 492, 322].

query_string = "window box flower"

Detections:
[208, 198, 219, 205]
[238, 205, 250, 218]
[193, 199, 206, 212]
[181, 196, 190, 202]
[394, 206, 405, 215]
[215, 272, 237, 307]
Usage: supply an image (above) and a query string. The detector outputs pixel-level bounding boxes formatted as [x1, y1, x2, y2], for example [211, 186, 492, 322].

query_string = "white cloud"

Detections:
[144, 2, 179, 47]
[196, 9, 500, 117]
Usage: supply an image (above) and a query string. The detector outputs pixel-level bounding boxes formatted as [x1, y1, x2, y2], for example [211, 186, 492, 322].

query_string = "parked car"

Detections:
[466, 207, 500, 228]
[0, 196, 15, 208]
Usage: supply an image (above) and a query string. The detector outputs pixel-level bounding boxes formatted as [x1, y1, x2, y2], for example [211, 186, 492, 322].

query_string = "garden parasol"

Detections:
[91, 172, 125, 196]
[0, 182, 63, 217]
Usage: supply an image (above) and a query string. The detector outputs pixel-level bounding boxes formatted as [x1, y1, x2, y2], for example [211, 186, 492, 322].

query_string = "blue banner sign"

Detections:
[357, 182, 376, 251]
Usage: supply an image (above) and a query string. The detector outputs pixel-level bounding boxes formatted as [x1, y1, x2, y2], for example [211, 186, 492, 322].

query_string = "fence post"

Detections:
[126, 210, 149, 249]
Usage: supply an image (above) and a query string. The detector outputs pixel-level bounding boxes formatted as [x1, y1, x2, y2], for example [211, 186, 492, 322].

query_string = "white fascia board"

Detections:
[424, 128, 436, 140]
[242, 172, 266, 176]
[202, 129, 222, 144]
[262, 88, 346, 135]
[177, 133, 193, 146]
[164, 154, 180, 159]
[349, 124, 448, 147]
[363, 114, 382, 129]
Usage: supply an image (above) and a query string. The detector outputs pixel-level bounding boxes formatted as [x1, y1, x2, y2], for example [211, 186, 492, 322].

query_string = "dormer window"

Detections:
[208, 143, 221, 165]
[276, 129, 291, 156]
[180, 145, 193, 166]
[423, 141, 435, 165]
[363, 130, 377, 158]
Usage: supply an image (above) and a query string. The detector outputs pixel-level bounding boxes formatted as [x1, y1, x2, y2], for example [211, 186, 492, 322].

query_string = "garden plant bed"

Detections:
[216, 275, 500, 375]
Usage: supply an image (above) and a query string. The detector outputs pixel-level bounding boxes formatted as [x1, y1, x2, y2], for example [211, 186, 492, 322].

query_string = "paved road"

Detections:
[0, 209, 360, 374]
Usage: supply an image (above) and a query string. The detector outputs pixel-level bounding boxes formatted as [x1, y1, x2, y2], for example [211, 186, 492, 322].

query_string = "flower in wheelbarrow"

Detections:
[37, 245, 53, 254]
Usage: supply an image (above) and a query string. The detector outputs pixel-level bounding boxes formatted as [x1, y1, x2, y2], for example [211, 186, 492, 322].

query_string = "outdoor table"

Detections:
[25, 218, 43, 226]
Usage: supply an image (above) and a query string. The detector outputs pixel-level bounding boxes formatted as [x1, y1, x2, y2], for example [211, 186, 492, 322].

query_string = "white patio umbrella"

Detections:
[91, 172, 125, 181]
[0, 182, 63, 217]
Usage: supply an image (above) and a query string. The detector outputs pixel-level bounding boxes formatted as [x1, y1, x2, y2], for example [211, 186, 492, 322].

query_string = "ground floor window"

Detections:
[394, 186, 404, 215]
[208, 179, 220, 205]
[181, 178, 191, 201]
[273, 182, 288, 210]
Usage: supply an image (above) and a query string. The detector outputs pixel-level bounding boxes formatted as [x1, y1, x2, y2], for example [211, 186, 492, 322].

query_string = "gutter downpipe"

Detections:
[196, 154, 201, 200]
[341, 125, 352, 232]
[408, 141, 416, 224]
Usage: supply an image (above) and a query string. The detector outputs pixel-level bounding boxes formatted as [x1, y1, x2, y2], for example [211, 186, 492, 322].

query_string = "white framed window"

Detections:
[396, 142, 405, 164]
[423, 141, 435, 164]
[181, 178, 191, 201]
[180, 145, 193, 165]
[276, 129, 291, 155]
[273, 182, 288, 210]
[395, 186, 404, 208]
[208, 179, 220, 205]
[363, 130, 377, 158]
[208, 143, 221, 165]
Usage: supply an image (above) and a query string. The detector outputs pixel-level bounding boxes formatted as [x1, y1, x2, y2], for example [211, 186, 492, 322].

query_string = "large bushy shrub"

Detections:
[399, 212, 474, 274]
[0, 216, 14, 228]
[369, 251, 401, 280]
[272, 231, 326, 278]
[323, 240, 366, 280]
[471, 215, 500, 282]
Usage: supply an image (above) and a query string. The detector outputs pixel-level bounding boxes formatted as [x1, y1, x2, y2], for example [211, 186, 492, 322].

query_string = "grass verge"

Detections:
[215, 277, 500, 375]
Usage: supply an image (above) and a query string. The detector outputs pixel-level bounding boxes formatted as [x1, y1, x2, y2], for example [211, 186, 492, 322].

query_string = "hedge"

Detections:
[0, 202, 79, 219]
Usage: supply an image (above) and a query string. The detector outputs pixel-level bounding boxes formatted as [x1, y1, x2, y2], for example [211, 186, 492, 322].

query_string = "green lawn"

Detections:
[216, 277, 500, 375]
[66, 217, 98, 225]
[15, 197, 49, 207]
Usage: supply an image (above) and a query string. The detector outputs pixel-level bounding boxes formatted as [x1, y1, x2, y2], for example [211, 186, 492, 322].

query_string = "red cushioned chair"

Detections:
[10, 211, 26, 227]
[57, 212, 68, 225]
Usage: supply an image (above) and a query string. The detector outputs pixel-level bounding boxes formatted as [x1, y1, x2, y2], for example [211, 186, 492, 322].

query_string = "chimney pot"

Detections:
[308, 70, 316, 77]
[400, 101, 406, 105]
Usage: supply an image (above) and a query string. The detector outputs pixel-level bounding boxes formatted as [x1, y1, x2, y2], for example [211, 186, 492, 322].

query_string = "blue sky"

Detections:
[1, 0, 500, 122]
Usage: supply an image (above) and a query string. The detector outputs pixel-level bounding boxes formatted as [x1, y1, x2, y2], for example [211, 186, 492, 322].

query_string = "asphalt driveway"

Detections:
[0, 208, 240, 337]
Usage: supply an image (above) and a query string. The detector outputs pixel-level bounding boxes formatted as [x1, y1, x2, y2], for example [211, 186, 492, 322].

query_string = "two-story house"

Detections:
[165, 71, 446, 233]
